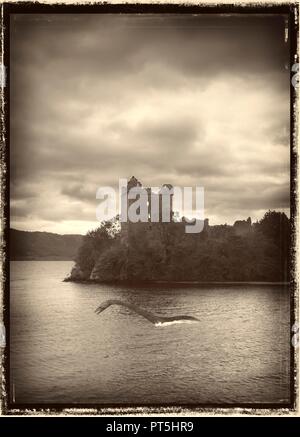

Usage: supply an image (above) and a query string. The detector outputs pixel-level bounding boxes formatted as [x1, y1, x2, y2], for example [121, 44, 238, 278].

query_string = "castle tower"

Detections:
[120, 177, 175, 245]
[120, 176, 142, 242]
[159, 183, 174, 223]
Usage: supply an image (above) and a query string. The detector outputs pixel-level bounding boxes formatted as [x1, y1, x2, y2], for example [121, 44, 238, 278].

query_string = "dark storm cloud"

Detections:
[61, 183, 98, 203]
[10, 13, 290, 233]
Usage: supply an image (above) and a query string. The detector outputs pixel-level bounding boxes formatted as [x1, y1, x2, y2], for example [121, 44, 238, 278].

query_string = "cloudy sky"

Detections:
[10, 13, 290, 234]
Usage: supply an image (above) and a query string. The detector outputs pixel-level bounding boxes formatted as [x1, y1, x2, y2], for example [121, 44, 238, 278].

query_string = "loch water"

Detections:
[10, 261, 291, 404]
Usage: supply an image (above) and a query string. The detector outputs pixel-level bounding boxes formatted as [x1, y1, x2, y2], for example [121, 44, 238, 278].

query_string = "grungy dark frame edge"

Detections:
[0, 1, 299, 416]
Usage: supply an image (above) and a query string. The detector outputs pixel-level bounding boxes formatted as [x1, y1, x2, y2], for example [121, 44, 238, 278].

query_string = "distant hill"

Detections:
[10, 229, 83, 261]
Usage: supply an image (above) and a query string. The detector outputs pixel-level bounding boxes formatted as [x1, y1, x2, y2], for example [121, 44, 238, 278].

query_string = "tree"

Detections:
[258, 210, 289, 244]
[76, 219, 120, 277]
[257, 210, 290, 281]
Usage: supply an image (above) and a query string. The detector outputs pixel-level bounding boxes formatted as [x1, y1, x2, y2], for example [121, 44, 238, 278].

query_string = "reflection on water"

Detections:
[10, 261, 290, 404]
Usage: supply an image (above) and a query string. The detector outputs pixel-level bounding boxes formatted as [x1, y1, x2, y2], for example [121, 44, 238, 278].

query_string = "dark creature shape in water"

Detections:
[95, 299, 199, 326]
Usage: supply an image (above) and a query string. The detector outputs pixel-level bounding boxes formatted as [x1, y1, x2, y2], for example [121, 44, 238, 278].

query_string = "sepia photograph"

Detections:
[1, 3, 298, 413]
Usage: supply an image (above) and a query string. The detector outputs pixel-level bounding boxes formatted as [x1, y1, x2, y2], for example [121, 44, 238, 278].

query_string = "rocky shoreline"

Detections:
[64, 264, 289, 287]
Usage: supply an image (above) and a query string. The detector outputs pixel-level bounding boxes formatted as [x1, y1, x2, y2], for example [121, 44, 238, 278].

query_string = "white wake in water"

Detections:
[154, 320, 199, 327]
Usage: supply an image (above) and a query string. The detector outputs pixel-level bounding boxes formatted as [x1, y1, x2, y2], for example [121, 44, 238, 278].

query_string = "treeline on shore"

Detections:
[68, 210, 290, 283]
